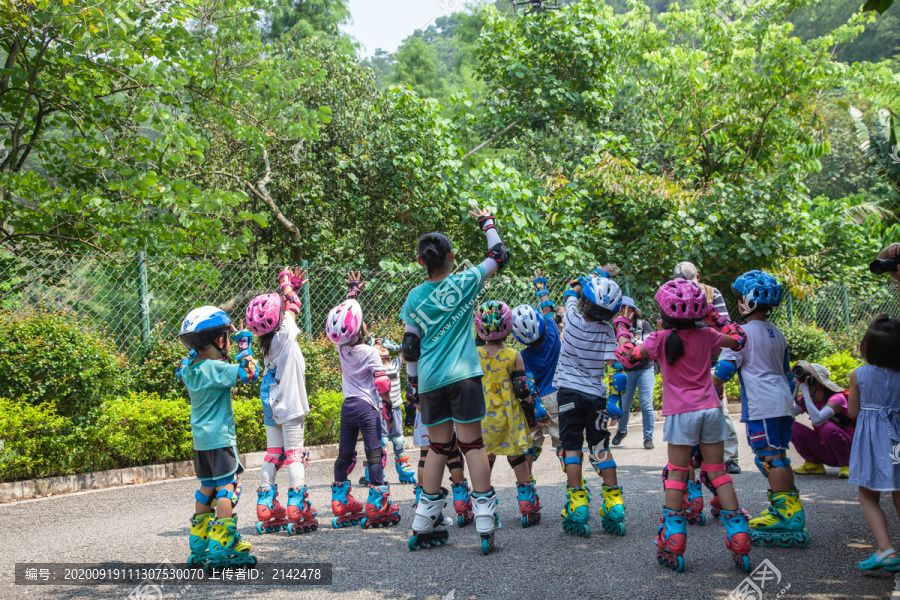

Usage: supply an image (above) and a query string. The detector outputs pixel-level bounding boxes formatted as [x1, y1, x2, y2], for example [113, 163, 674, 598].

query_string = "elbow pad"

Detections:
[722, 322, 747, 351]
[374, 371, 391, 395]
[613, 316, 633, 342]
[512, 369, 530, 400]
[526, 372, 538, 398]
[401, 332, 420, 362]
[615, 342, 643, 369]
[609, 371, 628, 395]
[714, 360, 737, 383]
[487, 243, 510, 271]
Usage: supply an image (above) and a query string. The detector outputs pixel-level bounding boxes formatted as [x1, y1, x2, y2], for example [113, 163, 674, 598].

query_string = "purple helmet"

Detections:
[475, 301, 512, 341]
[246, 293, 283, 336]
[655, 278, 709, 321]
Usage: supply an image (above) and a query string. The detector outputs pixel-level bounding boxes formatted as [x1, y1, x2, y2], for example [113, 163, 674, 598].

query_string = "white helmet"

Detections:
[582, 277, 622, 322]
[510, 304, 545, 344]
[326, 299, 363, 345]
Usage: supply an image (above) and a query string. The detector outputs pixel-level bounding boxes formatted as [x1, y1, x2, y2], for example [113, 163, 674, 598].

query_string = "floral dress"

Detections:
[479, 347, 530, 456]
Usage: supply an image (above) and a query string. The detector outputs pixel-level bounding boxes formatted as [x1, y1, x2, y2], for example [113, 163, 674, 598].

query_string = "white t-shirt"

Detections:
[551, 296, 617, 397]
[338, 343, 385, 413]
[718, 320, 793, 422]
[262, 315, 309, 424]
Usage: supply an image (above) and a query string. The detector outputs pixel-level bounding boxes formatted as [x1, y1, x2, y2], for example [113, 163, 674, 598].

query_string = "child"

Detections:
[792, 361, 855, 479]
[609, 296, 656, 450]
[552, 274, 624, 539]
[476, 300, 542, 528]
[714, 270, 809, 548]
[327, 271, 400, 529]
[617, 278, 751, 573]
[403, 205, 508, 555]
[177, 306, 260, 569]
[245, 267, 318, 536]
[848, 314, 900, 570]
[511, 269, 560, 477]
[372, 338, 417, 485]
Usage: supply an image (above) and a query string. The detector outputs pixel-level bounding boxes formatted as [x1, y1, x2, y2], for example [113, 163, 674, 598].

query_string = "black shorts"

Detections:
[557, 387, 610, 453]
[420, 377, 486, 427]
[194, 445, 244, 484]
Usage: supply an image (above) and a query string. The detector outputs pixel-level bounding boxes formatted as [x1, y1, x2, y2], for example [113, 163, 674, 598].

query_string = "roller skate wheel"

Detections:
[256, 522, 265, 535]
[616, 522, 626, 536]
[674, 555, 684, 572]
[699, 514, 706, 526]
[288, 523, 296, 535]
[777, 537, 792, 547]
[796, 533, 810, 548]
[408, 536, 419, 551]
[331, 517, 340, 529]
[247, 555, 258, 567]
[360, 518, 369, 529]
[481, 537, 492, 555]
[457, 515, 465, 527]
[738, 555, 752, 572]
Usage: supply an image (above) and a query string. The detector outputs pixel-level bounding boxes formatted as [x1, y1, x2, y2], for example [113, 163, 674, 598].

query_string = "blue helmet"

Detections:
[510, 304, 546, 345]
[583, 277, 623, 313]
[732, 270, 782, 308]
[179, 306, 232, 352]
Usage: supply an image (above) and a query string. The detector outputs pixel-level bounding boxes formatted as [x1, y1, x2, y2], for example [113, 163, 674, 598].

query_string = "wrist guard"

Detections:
[722, 322, 747, 351]
[405, 375, 419, 405]
[592, 267, 610, 279]
[532, 276, 548, 294]
[237, 354, 260, 384]
[613, 316, 633, 341]
[702, 305, 729, 329]
[539, 299, 556, 311]
[175, 349, 198, 383]
[278, 272, 302, 313]
[534, 395, 548, 422]
[477, 214, 496, 232]
[403, 401, 417, 428]
[347, 280, 362, 299]
[381, 396, 393, 424]
[564, 289, 578, 301]
[382, 339, 400, 352]
[231, 330, 253, 353]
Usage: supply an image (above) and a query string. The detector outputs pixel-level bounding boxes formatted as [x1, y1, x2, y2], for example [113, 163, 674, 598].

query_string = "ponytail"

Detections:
[417, 233, 453, 277]
[664, 329, 685, 365]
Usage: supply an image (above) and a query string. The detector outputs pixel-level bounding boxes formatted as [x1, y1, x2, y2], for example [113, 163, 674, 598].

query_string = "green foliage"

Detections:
[783, 322, 836, 363]
[0, 399, 80, 481]
[819, 350, 865, 388]
[132, 329, 190, 399]
[0, 311, 130, 417]
[389, 37, 447, 101]
[306, 390, 344, 446]
[232, 398, 268, 454]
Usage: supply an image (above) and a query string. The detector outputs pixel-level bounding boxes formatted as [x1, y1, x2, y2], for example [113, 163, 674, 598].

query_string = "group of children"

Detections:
[175, 209, 900, 574]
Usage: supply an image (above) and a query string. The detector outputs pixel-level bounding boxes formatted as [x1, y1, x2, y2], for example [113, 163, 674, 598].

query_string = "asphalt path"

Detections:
[0, 413, 895, 600]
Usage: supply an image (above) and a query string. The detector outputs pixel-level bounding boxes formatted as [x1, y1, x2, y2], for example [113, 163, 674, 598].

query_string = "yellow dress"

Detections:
[479, 346, 530, 456]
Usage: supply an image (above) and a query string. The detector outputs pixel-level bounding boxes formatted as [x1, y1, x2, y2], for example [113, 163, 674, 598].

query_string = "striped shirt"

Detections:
[551, 296, 616, 397]
[384, 357, 403, 408]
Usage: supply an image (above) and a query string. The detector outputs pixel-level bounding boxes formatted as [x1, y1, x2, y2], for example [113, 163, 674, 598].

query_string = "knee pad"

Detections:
[264, 446, 286, 470]
[335, 451, 354, 472]
[508, 455, 527, 469]
[211, 475, 241, 508]
[430, 439, 455, 456]
[754, 449, 789, 477]
[699, 462, 732, 490]
[365, 448, 387, 467]
[662, 462, 689, 491]
[447, 448, 464, 472]
[591, 458, 616, 477]
[526, 446, 543, 461]
[563, 455, 583, 468]
[391, 435, 405, 455]
[195, 489, 213, 506]
[284, 447, 310, 468]
[458, 437, 485, 454]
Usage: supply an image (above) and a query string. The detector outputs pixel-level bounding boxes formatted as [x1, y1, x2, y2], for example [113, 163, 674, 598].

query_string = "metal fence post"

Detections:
[841, 284, 851, 335]
[137, 252, 151, 354]
[300, 260, 312, 340]
[786, 292, 793, 327]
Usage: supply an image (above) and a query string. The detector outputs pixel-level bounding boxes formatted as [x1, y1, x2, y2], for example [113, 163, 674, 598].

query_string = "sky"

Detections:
[342, 0, 465, 56]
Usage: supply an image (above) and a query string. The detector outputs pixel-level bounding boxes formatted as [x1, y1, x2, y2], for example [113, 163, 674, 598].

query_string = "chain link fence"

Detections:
[0, 250, 897, 361]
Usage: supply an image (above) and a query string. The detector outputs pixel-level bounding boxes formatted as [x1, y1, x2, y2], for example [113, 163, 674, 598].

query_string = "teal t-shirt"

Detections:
[400, 264, 487, 394]
[180, 359, 241, 451]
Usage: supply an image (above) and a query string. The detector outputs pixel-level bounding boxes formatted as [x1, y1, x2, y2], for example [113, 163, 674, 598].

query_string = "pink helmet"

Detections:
[655, 278, 709, 321]
[246, 293, 283, 336]
[475, 301, 512, 341]
[326, 299, 363, 345]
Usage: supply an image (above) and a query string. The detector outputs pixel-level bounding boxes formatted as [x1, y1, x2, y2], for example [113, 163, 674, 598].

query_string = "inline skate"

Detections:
[361, 484, 401, 528]
[206, 516, 256, 572]
[409, 487, 452, 550]
[750, 488, 810, 548]
[655, 508, 687, 572]
[255, 486, 288, 534]
[517, 481, 541, 528]
[683, 480, 706, 526]
[451, 480, 474, 527]
[599, 485, 626, 535]
[286, 486, 318, 535]
[187, 512, 214, 567]
[472, 488, 500, 555]
[331, 480, 365, 528]
[394, 453, 417, 484]
[721, 508, 752, 572]
[562, 486, 590, 538]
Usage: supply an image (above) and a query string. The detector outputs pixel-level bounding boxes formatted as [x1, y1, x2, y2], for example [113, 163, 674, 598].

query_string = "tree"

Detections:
[262, 0, 351, 42]
[389, 37, 447, 102]
[0, 0, 327, 258]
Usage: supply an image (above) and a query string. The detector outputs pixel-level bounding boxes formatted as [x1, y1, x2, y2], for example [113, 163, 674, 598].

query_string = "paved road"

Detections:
[0, 414, 894, 600]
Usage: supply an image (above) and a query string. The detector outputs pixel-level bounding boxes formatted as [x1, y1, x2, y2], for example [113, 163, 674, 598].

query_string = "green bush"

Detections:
[782, 321, 835, 363]
[0, 399, 81, 481]
[0, 311, 130, 417]
[91, 392, 193, 468]
[233, 398, 267, 453]
[306, 390, 343, 446]
[819, 350, 864, 389]
[132, 330, 190, 400]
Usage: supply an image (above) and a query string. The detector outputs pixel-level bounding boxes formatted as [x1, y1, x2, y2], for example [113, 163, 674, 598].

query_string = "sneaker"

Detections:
[643, 438, 654, 450]
[612, 430, 627, 446]
[794, 461, 826, 475]
[838, 466, 849, 479]
[725, 460, 741, 475]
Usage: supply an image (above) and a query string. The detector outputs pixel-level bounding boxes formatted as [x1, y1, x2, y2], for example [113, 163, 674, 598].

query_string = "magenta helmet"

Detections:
[475, 301, 512, 341]
[246, 293, 283, 336]
[326, 299, 363, 345]
[655, 278, 709, 321]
